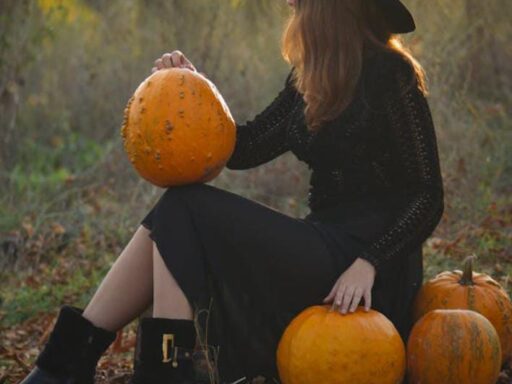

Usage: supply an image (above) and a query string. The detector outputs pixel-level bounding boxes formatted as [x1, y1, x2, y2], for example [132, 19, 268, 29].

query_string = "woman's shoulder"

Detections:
[363, 48, 415, 84]
[360, 48, 421, 109]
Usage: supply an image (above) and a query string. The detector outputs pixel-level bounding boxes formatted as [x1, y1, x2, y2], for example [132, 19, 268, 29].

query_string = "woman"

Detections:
[21, 0, 444, 383]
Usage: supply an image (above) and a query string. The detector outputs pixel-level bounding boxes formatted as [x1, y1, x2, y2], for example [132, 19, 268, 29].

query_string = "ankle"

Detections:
[82, 307, 121, 333]
[35, 306, 117, 379]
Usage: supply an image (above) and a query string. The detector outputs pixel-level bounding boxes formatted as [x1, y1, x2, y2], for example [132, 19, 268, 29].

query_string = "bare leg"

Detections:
[82, 225, 154, 332]
[152, 242, 194, 320]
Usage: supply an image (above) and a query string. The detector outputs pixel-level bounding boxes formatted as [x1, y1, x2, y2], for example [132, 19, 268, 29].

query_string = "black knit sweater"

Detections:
[226, 49, 444, 274]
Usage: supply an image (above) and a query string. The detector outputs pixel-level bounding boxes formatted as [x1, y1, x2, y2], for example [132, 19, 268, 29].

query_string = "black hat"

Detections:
[374, 0, 416, 34]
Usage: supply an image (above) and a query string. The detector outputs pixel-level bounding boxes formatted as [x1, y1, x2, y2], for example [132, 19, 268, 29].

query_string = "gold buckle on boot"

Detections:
[162, 333, 194, 368]
[162, 333, 179, 367]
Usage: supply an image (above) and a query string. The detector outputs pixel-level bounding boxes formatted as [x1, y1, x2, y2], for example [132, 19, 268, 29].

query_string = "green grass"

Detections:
[0, 254, 112, 327]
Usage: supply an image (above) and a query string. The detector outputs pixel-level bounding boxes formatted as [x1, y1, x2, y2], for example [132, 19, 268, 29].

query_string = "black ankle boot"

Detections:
[130, 317, 210, 384]
[20, 305, 117, 384]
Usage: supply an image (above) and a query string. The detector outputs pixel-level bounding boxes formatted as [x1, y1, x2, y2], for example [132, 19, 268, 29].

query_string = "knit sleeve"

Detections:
[356, 56, 445, 273]
[225, 70, 298, 170]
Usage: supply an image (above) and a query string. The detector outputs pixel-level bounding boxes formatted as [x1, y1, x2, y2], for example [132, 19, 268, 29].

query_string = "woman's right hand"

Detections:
[152, 50, 199, 74]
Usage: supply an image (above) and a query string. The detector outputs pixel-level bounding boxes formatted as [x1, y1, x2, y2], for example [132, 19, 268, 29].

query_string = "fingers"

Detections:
[170, 50, 184, 67]
[364, 289, 372, 311]
[174, 50, 197, 71]
[154, 58, 164, 70]
[152, 50, 197, 73]
[332, 284, 347, 312]
[186, 62, 197, 72]
[322, 280, 338, 304]
[339, 286, 355, 314]
[348, 287, 363, 313]
[323, 270, 373, 315]
[330, 285, 370, 315]
[162, 53, 173, 68]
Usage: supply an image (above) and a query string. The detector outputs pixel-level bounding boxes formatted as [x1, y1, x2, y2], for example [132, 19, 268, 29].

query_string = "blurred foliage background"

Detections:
[0, 0, 511, 336]
[0, 0, 511, 382]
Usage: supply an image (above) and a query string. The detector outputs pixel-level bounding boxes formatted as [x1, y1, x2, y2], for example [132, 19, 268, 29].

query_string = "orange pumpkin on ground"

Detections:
[276, 305, 405, 384]
[407, 309, 502, 384]
[121, 68, 236, 187]
[412, 254, 512, 365]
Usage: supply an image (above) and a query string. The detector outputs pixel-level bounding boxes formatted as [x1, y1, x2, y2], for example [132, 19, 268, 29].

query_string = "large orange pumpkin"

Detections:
[121, 68, 236, 187]
[276, 305, 405, 384]
[407, 309, 502, 384]
[412, 255, 512, 365]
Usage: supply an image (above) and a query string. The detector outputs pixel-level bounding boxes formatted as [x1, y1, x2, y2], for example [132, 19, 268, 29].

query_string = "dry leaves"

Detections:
[0, 313, 137, 384]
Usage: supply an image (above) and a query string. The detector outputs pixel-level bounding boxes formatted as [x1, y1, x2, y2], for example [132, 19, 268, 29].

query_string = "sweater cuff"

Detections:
[356, 251, 382, 274]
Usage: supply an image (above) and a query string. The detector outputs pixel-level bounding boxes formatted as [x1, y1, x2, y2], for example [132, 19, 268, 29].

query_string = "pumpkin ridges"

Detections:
[407, 309, 502, 384]
[412, 255, 512, 365]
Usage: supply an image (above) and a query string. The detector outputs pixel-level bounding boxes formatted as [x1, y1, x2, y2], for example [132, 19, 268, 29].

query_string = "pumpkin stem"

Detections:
[459, 254, 477, 286]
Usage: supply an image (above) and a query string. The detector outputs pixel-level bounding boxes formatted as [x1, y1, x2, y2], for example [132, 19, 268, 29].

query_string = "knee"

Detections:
[151, 187, 189, 223]
[162, 182, 210, 200]
[157, 182, 216, 213]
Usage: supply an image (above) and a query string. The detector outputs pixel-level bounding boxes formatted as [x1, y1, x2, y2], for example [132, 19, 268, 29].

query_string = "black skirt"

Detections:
[140, 182, 422, 383]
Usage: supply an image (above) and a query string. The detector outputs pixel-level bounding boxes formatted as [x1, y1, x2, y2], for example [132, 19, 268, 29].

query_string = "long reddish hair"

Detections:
[281, 0, 427, 133]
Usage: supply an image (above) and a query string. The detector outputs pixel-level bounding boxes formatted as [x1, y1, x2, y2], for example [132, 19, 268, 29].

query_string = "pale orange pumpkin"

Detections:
[412, 255, 512, 365]
[407, 309, 502, 384]
[276, 305, 405, 384]
[121, 68, 236, 187]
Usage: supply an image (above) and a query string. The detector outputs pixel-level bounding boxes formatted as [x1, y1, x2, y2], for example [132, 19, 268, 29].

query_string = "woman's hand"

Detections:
[322, 258, 376, 314]
[151, 50, 206, 76]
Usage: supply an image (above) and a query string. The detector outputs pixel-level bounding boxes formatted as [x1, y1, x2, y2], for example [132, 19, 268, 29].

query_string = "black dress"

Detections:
[140, 49, 445, 383]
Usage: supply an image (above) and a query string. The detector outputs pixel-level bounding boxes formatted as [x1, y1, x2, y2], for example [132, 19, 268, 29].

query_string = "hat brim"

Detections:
[376, 0, 416, 34]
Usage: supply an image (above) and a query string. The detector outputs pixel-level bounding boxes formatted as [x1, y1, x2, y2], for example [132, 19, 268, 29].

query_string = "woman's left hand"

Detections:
[322, 258, 376, 314]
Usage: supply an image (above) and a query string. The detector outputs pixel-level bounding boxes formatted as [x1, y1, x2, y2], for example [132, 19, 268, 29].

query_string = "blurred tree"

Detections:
[465, 0, 511, 101]
[0, 1, 49, 169]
